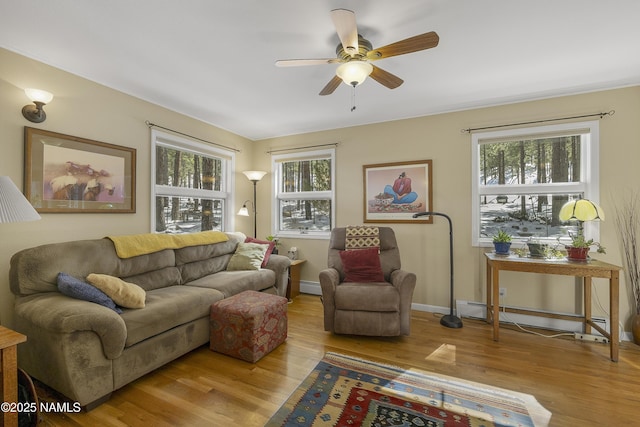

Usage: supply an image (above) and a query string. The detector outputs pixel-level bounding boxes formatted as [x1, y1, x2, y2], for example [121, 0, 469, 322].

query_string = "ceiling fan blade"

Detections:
[275, 58, 339, 67]
[319, 75, 342, 96]
[370, 66, 404, 89]
[367, 31, 439, 60]
[331, 9, 358, 56]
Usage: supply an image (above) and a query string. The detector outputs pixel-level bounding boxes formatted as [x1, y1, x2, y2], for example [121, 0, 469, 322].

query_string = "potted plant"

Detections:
[526, 237, 549, 258]
[564, 232, 605, 261]
[492, 230, 512, 255]
[266, 235, 281, 254]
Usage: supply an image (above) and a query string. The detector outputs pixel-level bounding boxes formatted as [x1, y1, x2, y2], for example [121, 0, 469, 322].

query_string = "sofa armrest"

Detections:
[319, 268, 340, 332]
[264, 254, 291, 297]
[14, 293, 127, 359]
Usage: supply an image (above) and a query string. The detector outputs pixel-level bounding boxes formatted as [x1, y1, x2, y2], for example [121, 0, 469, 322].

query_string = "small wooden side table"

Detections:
[286, 259, 306, 301]
[0, 326, 27, 427]
[485, 253, 621, 362]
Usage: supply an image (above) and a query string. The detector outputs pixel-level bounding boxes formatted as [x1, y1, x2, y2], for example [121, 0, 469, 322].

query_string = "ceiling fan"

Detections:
[275, 9, 439, 96]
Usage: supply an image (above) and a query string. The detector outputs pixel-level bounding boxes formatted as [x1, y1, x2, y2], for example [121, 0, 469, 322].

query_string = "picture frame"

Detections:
[24, 127, 136, 213]
[363, 159, 432, 223]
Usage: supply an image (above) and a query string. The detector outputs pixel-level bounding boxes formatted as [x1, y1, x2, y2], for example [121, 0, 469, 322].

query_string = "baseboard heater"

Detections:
[455, 300, 610, 336]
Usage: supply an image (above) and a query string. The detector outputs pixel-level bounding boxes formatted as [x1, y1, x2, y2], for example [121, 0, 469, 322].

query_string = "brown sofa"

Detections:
[9, 232, 290, 409]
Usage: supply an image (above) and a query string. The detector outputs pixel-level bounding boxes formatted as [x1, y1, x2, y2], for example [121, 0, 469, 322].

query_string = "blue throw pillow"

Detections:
[57, 272, 122, 314]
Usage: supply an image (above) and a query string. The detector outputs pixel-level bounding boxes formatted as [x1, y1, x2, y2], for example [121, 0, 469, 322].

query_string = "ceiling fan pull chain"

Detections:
[351, 84, 357, 112]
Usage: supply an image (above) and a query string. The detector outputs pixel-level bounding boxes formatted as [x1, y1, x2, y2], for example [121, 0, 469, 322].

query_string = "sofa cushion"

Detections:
[87, 274, 146, 309]
[121, 286, 224, 347]
[178, 255, 230, 284]
[57, 273, 122, 314]
[334, 283, 400, 312]
[244, 237, 276, 267]
[339, 248, 385, 283]
[185, 270, 276, 298]
[226, 242, 269, 271]
[122, 266, 182, 291]
[174, 232, 243, 265]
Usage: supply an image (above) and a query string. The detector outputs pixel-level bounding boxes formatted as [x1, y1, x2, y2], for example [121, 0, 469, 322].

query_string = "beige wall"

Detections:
[2, 47, 639, 334]
[0, 48, 254, 326]
[256, 86, 640, 333]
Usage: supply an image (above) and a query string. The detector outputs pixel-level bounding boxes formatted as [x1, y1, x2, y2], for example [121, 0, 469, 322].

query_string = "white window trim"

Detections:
[150, 129, 236, 233]
[471, 120, 600, 247]
[271, 148, 336, 239]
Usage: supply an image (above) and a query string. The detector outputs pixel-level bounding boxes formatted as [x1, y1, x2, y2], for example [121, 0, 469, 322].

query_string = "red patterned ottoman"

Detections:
[209, 290, 288, 363]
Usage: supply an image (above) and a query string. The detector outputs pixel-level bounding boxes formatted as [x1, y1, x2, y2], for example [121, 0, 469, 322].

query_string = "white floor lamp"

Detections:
[238, 171, 266, 238]
[413, 211, 463, 329]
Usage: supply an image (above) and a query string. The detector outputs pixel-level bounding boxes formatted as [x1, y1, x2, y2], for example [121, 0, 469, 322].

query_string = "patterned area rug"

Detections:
[266, 352, 551, 427]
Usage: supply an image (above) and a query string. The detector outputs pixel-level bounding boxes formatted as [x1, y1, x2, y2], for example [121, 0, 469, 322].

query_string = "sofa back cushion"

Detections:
[10, 238, 179, 296]
[176, 232, 243, 283]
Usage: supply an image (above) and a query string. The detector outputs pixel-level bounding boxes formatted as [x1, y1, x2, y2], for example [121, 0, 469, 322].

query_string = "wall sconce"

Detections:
[22, 88, 54, 123]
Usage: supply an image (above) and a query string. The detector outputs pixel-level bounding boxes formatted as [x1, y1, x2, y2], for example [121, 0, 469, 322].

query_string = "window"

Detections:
[151, 130, 235, 233]
[471, 121, 600, 246]
[272, 148, 335, 238]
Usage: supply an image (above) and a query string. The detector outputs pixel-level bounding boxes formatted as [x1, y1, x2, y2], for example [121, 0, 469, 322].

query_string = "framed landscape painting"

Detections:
[24, 127, 136, 213]
[363, 159, 432, 223]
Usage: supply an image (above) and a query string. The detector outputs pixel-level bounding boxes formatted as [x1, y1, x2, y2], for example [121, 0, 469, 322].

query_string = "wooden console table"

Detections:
[0, 326, 27, 427]
[484, 253, 621, 361]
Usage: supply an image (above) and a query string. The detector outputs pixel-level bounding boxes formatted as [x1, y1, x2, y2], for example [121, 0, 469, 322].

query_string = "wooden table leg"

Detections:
[1, 346, 19, 427]
[492, 265, 500, 341]
[486, 258, 492, 324]
[610, 270, 620, 362]
[584, 276, 592, 335]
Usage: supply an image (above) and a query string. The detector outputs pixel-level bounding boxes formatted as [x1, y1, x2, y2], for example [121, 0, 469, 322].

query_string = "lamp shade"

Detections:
[242, 170, 267, 182]
[237, 206, 250, 216]
[24, 88, 54, 104]
[0, 176, 41, 223]
[336, 61, 373, 86]
[559, 199, 605, 222]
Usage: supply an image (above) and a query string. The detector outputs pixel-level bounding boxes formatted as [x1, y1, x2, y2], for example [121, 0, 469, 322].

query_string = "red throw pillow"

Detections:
[244, 237, 276, 267]
[339, 248, 385, 283]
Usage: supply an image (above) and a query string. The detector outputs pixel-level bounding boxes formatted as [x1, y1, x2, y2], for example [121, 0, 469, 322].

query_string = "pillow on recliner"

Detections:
[339, 248, 385, 283]
[57, 272, 123, 313]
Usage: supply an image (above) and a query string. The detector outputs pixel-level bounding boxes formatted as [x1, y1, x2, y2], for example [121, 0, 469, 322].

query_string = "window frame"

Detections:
[271, 148, 336, 240]
[471, 120, 600, 247]
[150, 129, 236, 233]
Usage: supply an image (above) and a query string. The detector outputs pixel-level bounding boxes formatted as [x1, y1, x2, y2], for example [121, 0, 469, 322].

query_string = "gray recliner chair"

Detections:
[319, 227, 416, 336]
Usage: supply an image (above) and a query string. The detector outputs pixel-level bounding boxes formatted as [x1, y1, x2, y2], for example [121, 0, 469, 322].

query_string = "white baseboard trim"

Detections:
[455, 299, 633, 342]
[299, 281, 632, 341]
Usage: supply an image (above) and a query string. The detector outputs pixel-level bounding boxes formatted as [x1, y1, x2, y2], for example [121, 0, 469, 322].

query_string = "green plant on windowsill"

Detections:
[492, 230, 512, 255]
[266, 235, 281, 253]
[564, 232, 606, 254]
[492, 230, 512, 243]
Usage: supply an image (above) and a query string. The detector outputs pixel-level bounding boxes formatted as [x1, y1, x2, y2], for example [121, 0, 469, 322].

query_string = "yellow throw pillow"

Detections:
[226, 242, 269, 271]
[86, 273, 146, 309]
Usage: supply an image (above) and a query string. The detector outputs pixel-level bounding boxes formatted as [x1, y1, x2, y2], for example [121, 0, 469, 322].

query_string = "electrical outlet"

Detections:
[499, 287, 507, 298]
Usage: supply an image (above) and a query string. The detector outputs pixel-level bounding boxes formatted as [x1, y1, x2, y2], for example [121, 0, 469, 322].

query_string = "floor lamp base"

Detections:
[440, 314, 463, 329]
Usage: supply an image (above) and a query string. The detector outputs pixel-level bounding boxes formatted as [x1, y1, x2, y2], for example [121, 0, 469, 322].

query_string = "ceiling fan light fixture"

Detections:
[336, 61, 373, 87]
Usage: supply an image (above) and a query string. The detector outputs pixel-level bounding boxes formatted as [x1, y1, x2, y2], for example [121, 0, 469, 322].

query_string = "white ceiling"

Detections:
[2, 1, 639, 141]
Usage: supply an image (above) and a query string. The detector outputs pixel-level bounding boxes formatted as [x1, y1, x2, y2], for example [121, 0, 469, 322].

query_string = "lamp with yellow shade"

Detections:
[558, 198, 606, 260]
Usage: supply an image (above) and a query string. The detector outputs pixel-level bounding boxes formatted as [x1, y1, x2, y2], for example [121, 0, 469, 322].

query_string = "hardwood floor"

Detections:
[38, 294, 640, 426]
